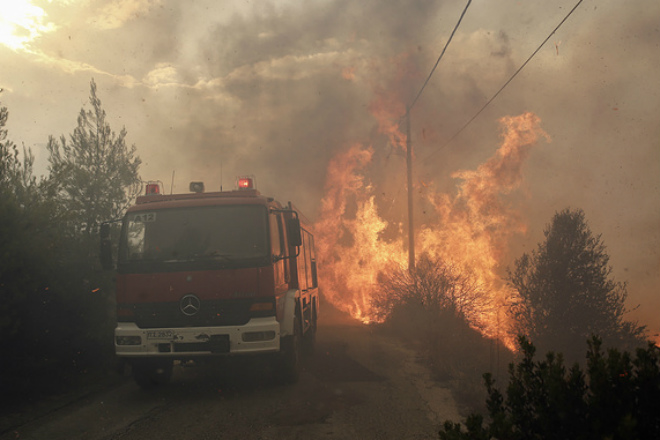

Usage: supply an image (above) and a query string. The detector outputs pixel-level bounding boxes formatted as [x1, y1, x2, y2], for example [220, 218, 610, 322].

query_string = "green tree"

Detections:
[1, 100, 46, 338]
[438, 336, 660, 440]
[2, 86, 141, 406]
[45, 78, 142, 374]
[1, 103, 36, 197]
[508, 208, 644, 361]
[47, 78, 141, 244]
[1, 101, 70, 403]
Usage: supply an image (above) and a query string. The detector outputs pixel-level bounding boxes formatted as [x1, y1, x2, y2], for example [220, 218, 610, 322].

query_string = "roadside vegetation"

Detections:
[438, 336, 660, 440]
[508, 208, 646, 364]
[2, 79, 655, 437]
[375, 208, 652, 429]
[373, 254, 513, 412]
[0, 81, 140, 411]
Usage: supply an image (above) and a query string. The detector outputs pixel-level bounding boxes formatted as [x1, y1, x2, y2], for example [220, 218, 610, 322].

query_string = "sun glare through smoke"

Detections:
[0, 0, 55, 51]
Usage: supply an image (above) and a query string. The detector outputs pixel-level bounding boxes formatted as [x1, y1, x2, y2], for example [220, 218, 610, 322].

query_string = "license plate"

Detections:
[146, 330, 175, 340]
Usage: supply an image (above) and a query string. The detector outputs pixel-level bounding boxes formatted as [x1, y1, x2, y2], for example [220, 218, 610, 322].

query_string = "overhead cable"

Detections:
[409, 0, 472, 113]
[425, 0, 585, 159]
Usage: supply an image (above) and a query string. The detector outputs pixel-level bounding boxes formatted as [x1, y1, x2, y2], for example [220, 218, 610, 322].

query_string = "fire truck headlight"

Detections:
[116, 335, 142, 345]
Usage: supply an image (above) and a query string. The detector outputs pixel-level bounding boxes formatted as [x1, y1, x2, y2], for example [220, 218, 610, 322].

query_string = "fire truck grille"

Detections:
[131, 299, 261, 329]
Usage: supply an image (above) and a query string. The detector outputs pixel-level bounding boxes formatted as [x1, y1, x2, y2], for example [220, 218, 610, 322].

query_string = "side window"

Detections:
[309, 234, 318, 288]
[124, 217, 146, 260]
[269, 212, 283, 257]
[303, 230, 312, 289]
[298, 230, 309, 291]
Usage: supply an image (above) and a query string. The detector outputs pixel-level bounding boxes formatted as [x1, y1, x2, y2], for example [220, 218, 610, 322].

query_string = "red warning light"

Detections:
[237, 176, 255, 190]
[145, 181, 161, 195]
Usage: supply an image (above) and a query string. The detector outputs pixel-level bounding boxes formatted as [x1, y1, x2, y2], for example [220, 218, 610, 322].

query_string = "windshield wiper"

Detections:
[195, 251, 236, 262]
[162, 251, 238, 263]
[156, 251, 248, 263]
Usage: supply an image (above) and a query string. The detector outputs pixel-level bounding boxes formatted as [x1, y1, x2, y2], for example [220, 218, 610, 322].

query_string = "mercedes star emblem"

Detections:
[180, 294, 201, 316]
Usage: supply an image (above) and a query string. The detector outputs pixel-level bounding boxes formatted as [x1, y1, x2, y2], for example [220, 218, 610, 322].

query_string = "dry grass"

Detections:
[374, 256, 516, 415]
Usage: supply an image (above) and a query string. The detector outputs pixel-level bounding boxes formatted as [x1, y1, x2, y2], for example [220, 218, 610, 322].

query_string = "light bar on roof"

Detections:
[144, 181, 162, 195]
[237, 175, 256, 190]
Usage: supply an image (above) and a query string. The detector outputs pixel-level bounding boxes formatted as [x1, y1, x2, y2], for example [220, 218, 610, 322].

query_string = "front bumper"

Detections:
[115, 317, 280, 358]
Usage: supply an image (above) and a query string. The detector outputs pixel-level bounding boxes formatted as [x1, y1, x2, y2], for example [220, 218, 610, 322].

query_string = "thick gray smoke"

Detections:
[1, 0, 658, 335]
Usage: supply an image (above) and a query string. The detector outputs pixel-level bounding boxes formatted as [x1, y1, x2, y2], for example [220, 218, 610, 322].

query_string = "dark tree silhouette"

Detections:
[1, 83, 142, 406]
[508, 208, 644, 361]
[438, 336, 660, 440]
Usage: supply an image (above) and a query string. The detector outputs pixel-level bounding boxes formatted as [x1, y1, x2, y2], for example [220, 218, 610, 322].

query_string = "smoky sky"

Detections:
[1, 0, 658, 335]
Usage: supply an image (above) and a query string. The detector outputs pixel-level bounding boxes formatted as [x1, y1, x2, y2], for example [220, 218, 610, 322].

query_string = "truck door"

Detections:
[269, 211, 289, 291]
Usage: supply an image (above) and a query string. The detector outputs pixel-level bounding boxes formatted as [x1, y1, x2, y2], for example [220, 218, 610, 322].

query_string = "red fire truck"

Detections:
[100, 177, 319, 388]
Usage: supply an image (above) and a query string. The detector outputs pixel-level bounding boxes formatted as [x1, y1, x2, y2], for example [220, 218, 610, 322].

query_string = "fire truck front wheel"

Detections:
[131, 359, 173, 390]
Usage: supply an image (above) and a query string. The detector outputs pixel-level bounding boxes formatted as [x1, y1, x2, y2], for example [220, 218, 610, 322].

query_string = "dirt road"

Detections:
[2, 308, 461, 440]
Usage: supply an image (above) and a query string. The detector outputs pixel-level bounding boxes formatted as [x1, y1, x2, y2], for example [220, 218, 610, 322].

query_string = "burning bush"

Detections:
[374, 253, 508, 406]
[373, 253, 490, 326]
[315, 112, 550, 346]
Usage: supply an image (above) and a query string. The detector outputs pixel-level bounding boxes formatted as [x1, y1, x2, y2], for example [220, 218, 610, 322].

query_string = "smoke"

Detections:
[1, 0, 658, 335]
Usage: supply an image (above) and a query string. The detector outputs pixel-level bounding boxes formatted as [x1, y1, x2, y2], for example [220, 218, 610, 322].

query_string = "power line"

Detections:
[425, 0, 585, 160]
[404, 0, 472, 272]
[409, 0, 472, 113]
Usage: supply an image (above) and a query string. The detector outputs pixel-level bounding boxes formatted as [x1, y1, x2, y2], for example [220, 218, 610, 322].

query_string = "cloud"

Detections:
[143, 63, 179, 87]
[91, 0, 162, 30]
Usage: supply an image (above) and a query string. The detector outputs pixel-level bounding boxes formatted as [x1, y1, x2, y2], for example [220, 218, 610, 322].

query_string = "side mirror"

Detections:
[100, 223, 114, 270]
[286, 217, 302, 247]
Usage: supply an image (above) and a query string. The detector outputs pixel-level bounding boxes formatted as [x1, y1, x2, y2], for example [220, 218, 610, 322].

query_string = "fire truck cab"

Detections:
[100, 177, 319, 388]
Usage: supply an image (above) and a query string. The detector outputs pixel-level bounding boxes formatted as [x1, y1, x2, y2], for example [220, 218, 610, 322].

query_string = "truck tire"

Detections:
[276, 317, 301, 384]
[132, 359, 173, 389]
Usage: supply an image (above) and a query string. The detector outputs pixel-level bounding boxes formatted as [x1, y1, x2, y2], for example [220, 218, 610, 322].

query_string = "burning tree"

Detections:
[508, 208, 646, 361]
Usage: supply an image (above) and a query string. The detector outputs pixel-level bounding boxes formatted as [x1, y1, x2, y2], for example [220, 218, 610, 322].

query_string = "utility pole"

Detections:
[406, 106, 415, 272]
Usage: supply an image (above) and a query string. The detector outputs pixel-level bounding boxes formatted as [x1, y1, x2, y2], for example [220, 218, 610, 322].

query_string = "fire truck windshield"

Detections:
[118, 205, 269, 268]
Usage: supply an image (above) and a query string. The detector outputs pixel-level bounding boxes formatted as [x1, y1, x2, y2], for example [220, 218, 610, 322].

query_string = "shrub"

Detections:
[375, 254, 511, 411]
[439, 336, 660, 440]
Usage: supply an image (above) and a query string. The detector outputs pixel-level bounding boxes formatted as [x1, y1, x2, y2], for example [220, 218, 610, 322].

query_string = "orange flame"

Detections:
[368, 90, 407, 151]
[314, 108, 549, 347]
[420, 112, 549, 344]
[314, 143, 405, 322]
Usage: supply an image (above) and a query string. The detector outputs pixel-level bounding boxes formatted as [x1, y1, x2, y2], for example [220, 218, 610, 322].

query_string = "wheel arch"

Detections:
[280, 289, 301, 337]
